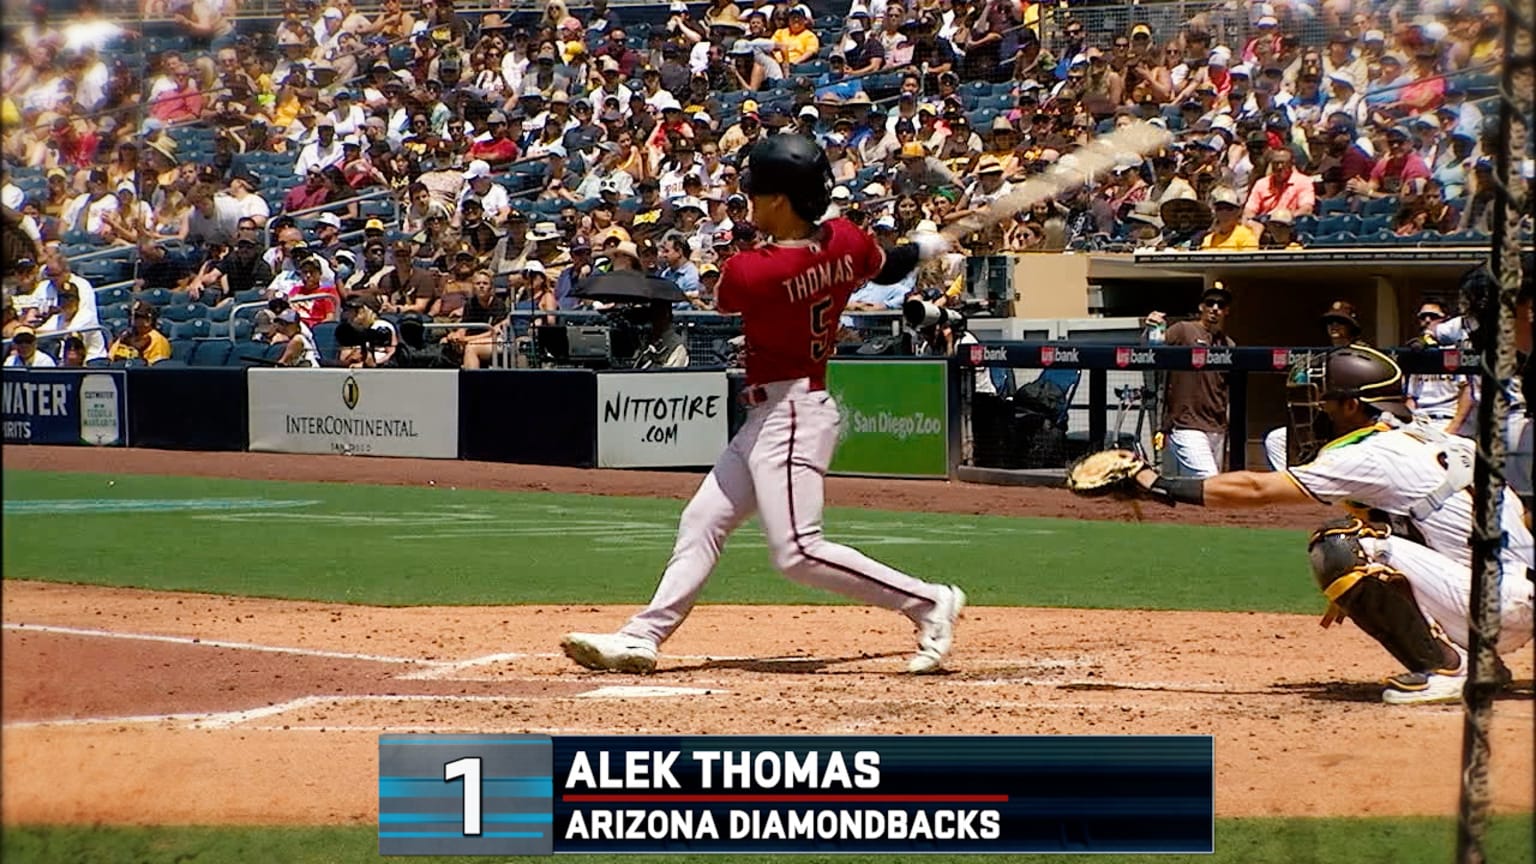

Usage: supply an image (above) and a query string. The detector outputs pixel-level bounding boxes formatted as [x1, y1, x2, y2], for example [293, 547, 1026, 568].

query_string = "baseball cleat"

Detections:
[907, 585, 966, 675]
[1382, 654, 1512, 705]
[561, 632, 658, 674]
[1381, 670, 1465, 705]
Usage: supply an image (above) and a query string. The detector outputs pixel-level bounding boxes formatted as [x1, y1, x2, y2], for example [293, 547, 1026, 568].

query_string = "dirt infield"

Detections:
[3, 447, 1532, 827]
[4, 446, 1328, 529]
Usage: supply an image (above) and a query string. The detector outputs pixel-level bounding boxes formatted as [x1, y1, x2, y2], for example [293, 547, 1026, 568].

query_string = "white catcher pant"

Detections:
[1169, 428, 1226, 478]
[1360, 534, 1534, 657]
[1264, 426, 1287, 471]
[621, 378, 946, 646]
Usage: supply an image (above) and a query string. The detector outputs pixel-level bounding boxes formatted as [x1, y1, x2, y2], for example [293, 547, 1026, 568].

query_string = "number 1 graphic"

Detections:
[444, 757, 482, 836]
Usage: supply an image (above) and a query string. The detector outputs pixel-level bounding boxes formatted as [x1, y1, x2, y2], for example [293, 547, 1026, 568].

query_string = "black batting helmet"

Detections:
[740, 133, 832, 224]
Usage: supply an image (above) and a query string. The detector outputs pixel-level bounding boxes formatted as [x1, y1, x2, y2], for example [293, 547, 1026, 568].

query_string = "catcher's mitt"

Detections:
[1065, 448, 1149, 497]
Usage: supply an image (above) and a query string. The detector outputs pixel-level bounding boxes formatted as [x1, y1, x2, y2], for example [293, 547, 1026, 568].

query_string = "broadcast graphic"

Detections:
[379, 735, 1213, 855]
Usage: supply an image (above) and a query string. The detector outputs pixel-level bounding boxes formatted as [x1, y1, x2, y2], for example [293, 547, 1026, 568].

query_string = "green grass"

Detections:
[2, 471, 1318, 612]
[3, 817, 1532, 864]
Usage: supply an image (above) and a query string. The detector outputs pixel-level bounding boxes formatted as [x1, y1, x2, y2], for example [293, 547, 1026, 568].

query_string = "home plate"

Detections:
[577, 685, 723, 699]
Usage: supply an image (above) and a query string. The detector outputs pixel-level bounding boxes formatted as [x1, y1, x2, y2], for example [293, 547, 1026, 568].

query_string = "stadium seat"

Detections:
[1292, 215, 1317, 236]
[136, 287, 174, 306]
[95, 285, 132, 306]
[110, 357, 148, 368]
[1314, 214, 1359, 236]
[311, 321, 340, 360]
[1358, 214, 1391, 234]
[170, 338, 196, 364]
[1311, 232, 1358, 247]
[358, 199, 395, 220]
[233, 288, 266, 305]
[160, 302, 209, 322]
[1362, 196, 1398, 217]
[190, 339, 233, 366]
[170, 319, 211, 340]
[1316, 198, 1350, 216]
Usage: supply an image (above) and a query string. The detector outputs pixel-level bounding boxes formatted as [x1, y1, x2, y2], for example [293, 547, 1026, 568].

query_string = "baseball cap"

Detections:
[365, 218, 385, 232]
[1201, 282, 1233, 303]
[463, 159, 493, 180]
[1209, 186, 1241, 207]
[316, 212, 342, 228]
[276, 308, 301, 325]
[1321, 300, 1361, 330]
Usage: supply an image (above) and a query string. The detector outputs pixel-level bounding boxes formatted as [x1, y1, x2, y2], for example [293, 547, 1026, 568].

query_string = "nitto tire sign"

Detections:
[2, 370, 127, 447]
[597, 372, 728, 468]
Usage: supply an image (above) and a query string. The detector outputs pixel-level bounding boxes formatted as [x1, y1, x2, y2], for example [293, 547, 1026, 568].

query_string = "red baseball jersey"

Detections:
[716, 218, 884, 387]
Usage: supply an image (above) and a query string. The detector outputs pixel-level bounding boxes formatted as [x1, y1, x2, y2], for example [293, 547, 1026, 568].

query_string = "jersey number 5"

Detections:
[810, 297, 834, 362]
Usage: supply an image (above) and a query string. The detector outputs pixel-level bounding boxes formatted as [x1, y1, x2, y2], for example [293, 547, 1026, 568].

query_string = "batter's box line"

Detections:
[2, 622, 451, 667]
[3, 690, 731, 733]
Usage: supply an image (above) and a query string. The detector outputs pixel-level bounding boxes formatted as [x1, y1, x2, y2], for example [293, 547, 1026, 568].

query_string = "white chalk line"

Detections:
[2, 622, 446, 667]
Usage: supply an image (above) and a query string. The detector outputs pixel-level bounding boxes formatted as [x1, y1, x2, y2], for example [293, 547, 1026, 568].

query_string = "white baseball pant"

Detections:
[620, 378, 947, 646]
[1168, 428, 1226, 478]
[1264, 426, 1287, 471]
[1362, 534, 1535, 657]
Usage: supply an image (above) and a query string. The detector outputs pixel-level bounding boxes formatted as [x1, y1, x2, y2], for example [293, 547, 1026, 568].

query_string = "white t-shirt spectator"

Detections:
[294, 138, 346, 175]
[5, 347, 57, 367]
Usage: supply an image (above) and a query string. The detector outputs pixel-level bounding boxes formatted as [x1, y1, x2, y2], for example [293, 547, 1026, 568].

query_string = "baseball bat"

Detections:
[940, 121, 1175, 242]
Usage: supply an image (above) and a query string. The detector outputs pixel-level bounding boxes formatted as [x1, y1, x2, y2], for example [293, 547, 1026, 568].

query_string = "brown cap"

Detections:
[1321, 300, 1361, 332]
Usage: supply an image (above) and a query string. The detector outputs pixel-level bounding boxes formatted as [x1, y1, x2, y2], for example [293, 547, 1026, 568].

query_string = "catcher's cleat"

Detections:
[1382, 670, 1465, 705]
[561, 632, 658, 674]
[1382, 654, 1512, 705]
[908, 585, 966, 675]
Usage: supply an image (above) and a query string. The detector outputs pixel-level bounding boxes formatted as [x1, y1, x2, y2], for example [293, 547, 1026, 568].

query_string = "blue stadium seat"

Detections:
[110, 357, 148, 368]
[160, 302, 209, 322]
[1316, 198, 1350, 216]
[207, 303, 234, 322]
[169, 339, 196, 363]
[1292, 215, 1317, 236]
[75, 259, 127, 284]
[190, 339, 233, 366]
[1362, 196, 1398, 217]
[358, 199, 394, 220]
[1358, 214, 1391, 234]
[136, 287, 174, 306]
[95, 285, 132, 307]
[1314, 215, 1358, 236]
[234, 288, 266, 305]
[1311, 232, 1358, 247]
[170, 319, 211, 340]
[963, 80, 991, 99]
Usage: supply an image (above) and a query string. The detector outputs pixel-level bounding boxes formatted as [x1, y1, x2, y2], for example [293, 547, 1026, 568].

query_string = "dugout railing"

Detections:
[953, 341, 1489, 484]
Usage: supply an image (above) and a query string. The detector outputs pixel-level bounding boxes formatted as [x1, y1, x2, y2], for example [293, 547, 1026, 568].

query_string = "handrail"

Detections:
[2, 325, 115, 359]
[223, 292, 338, 343]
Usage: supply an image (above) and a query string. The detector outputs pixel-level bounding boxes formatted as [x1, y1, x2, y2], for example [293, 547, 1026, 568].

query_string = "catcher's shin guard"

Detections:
[1308, 518, 1461, 674]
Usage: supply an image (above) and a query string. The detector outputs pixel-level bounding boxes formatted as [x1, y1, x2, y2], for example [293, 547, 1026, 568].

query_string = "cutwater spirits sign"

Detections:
[2, 369, 127, 446]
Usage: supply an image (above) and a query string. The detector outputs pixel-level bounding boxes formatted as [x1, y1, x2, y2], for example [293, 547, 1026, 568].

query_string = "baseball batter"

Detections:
[562, 135, 966, 675]
[1117, 346, 1532, 704]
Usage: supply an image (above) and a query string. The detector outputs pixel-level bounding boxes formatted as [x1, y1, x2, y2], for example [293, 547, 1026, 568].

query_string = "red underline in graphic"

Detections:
[562, 794, 1008, 803]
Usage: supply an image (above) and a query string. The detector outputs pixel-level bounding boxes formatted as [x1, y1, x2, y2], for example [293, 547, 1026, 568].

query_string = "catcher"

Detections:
[1068, 346, 1534, 705]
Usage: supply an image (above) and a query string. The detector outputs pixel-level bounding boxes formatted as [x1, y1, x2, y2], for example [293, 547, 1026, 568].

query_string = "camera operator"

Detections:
[631, 300, 690, 370]
[336, 295, 400, 368]
[904, 298, 994, 396]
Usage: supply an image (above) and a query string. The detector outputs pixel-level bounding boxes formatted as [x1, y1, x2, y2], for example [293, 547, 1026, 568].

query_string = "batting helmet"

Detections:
[740, 134, 832, 224]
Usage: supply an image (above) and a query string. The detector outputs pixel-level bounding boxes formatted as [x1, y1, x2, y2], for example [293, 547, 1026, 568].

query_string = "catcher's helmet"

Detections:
[740, 133, 832, 224]
[1285, 345, 1412, 464]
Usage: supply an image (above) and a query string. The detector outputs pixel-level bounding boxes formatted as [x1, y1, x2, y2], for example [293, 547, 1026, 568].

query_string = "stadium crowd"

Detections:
[0, 0, 1521, 368]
